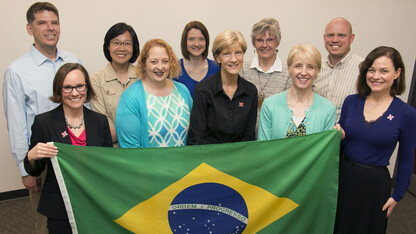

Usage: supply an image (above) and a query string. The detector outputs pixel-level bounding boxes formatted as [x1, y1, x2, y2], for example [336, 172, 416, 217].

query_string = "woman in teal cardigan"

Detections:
[116, 39, 192, 148]
[258, 44, 335, 140]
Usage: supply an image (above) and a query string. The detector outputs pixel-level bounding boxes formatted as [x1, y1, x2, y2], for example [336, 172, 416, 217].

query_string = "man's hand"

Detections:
[22, 175, 41, 192]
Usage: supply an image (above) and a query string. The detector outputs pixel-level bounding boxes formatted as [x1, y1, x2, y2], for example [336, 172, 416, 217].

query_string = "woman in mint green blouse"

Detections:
[116, 39, 192, 148]
[258, 44, 335, 140]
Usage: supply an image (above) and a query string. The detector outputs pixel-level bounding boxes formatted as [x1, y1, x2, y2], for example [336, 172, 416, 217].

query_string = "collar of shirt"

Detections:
[104, 62, 138, 82]
[250, 54, 283, 73]
[30, 44, 64, 66]
[325, 50, 354, 68]
[212, 73, 250, 98]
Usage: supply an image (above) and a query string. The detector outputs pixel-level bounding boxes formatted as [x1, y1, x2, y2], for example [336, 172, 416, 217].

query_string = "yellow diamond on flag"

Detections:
[114, 163, 298, 233]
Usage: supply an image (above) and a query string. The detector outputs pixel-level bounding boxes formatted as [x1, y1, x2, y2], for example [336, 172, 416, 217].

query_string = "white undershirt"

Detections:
[292, 116, 305, 127]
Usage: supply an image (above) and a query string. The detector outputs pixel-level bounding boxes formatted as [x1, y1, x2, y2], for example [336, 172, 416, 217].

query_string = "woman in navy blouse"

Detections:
[335, 46, 416, 233]
[175, 21, 220, 97]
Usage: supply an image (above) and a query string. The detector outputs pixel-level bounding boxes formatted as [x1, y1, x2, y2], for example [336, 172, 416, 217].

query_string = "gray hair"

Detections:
[250, 18, 282, 46]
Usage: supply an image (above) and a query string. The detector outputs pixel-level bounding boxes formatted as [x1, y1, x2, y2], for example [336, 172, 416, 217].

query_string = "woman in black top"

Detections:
[24, 63, 112, 233]
[188, 30, 258, 145]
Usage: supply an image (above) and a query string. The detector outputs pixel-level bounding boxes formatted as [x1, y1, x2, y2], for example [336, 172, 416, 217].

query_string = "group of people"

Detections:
[2, 2, 415, 234]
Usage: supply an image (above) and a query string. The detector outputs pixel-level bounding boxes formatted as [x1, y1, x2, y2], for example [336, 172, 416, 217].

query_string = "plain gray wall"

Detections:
[1, 0, 415, 192]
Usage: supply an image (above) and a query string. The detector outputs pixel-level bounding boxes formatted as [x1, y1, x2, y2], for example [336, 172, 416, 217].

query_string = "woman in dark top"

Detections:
[335, 46, 416, 233]
[188, 30, 258, 145]
[24, 63, 112, 233]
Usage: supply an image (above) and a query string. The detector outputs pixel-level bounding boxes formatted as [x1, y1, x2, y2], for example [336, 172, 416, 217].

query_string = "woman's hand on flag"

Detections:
[333, 124, 345, 140]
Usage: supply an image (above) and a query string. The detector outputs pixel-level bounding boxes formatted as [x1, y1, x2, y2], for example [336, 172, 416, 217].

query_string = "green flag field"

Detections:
[51, 129, 340, 233]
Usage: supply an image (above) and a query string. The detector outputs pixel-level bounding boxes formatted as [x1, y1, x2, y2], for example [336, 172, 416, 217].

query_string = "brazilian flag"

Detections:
[52, 129, 340, 233]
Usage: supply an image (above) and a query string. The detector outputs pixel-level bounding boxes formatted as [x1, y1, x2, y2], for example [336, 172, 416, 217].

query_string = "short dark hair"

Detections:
[103, 22, 140, 63]
[26, 2, 59, 24]
[50, 63, 95, 103]
[357, 46, 405, 97]
[180, 21, 210, 59]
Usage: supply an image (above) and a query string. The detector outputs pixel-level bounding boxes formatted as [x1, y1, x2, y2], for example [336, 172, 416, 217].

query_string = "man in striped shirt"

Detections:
[313, 17, 364, 121]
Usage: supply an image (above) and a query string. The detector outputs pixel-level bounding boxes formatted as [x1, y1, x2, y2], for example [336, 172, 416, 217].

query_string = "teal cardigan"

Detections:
[115, 79, 193, 148]
[258, 90, 335, 140]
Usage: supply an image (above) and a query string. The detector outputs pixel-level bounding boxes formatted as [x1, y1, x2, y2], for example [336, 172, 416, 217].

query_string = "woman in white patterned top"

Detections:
[115, 39, 193, 148]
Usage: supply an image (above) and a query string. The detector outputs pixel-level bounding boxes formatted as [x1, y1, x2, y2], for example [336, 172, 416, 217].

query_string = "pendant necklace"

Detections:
[65, 117, 84, 129]
[257, 71, 273, 109]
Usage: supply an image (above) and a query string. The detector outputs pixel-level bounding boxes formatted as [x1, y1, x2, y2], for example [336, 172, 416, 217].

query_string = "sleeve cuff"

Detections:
[18, 163, 29, 177]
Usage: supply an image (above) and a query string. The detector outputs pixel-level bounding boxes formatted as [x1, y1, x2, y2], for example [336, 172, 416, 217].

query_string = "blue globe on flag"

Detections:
[168, 183, 248, 233]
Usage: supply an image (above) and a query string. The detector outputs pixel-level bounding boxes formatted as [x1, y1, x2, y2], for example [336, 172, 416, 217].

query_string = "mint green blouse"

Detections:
[258, 90, 336, 140]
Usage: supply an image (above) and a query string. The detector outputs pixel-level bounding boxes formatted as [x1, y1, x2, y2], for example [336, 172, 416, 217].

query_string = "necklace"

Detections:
[223, 85, 237, 100]
[366, 96, 393, 109]
[257, 71, 273, 108]
[184, 58, 208, 82]
[65, 117, 84, 129]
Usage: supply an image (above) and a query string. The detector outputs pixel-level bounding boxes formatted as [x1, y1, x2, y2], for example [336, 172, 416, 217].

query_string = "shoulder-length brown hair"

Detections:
[357, 46, 405, 97]
[136, 39, 181, 79]
[50, 63, 95, 103]
[180, 21, 210, 60]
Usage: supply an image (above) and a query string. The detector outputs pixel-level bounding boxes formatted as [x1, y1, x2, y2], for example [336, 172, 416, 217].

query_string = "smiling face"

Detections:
[61, 69, 87, 111]
[26, 10, 60, 55]
[144, 46, 170, 83]
[366, 56, 401, 95]
[187, 28, 206, 58]
[289, 55, 318, 91]
[323, 19, 354, 65]
[254, 30, 278, 61]
[109, 31, 133, 66]
[217, 43, 244, 77]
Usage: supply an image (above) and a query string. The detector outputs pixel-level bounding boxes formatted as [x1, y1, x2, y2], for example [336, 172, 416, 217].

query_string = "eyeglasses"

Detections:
[110, 41, 132, 48]
[254, 38, 276, 45]
[61, 84, 87, 93]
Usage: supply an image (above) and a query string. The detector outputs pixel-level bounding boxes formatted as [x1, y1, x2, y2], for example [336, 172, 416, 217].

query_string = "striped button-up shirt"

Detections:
[313, 51, 363, 121]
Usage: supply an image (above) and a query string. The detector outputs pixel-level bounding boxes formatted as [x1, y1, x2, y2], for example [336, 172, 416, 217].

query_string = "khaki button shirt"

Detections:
[90, 63, 138, 131]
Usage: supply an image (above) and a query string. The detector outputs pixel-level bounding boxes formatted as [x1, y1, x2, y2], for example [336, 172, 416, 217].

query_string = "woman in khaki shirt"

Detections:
[90, 22, 140, 145]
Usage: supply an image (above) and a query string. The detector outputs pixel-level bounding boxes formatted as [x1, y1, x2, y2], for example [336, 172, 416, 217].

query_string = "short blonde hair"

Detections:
[251, 18, 282, 46]
[136, 39, 181, 79]
[212, 30, 247, 65]
[287, 44, 322, 70]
